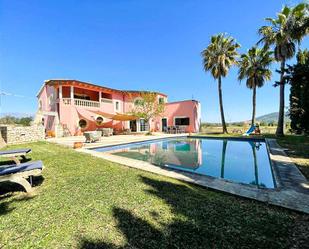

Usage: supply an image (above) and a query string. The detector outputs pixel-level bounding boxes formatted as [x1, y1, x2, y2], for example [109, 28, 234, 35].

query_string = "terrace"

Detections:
[57, 85, 115, 109]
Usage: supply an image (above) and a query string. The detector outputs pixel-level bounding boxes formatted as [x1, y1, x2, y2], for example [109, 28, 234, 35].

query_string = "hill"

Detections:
[255, 112, 290, 123]
[0, 112, 34, 118]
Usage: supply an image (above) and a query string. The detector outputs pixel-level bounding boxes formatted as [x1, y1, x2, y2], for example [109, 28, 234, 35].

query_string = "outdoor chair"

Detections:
[178, 126, 186, 133]
[102, 128, 113, 137]
[0, 148, 31, 164]
[0, 160, 44, 193]
[170, 126, 176, 134]
[123, 129, 131, 135]
[84, 131, 101, 143]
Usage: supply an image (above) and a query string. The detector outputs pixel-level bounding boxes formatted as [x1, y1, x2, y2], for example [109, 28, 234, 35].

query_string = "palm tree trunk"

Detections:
[251, 86, 256, 125]
[250, 142, 259, 186]
[276, 60, 285, 136]
[218, 76, 228, 133]
[220, 140, 227, 178]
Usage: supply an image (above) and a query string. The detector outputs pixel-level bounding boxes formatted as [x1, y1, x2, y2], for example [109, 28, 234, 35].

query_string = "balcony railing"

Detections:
[101, 98, 113, 103]
[62, 98, 72, 105]
[62, 98, 100, 108]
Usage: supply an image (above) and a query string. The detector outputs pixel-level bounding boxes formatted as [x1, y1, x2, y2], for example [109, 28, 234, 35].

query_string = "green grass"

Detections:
[0, 142, 308, 248]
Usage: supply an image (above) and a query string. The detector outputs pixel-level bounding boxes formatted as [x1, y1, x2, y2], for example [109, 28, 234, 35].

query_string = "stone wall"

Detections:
[0, 125, 45, 145]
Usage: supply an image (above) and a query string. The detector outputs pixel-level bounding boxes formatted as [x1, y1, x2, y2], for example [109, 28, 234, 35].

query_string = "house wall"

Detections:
[37, 85, 58, 132]
[153, 100, 200, 133]
[58, 93, 124, 135]
[37, 81, 200, 135]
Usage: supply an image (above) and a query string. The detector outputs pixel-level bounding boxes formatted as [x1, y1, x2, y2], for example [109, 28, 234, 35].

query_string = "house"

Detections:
[36, 79, 201, 136]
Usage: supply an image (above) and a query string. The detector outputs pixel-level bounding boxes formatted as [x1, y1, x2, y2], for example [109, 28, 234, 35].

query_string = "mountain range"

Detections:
[255, 112, 290, 123]
[0, 112, 34, 118]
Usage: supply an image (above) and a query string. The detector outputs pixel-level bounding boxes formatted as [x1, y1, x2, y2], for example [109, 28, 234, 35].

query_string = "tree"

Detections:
[128, 92, 165, 133]
[0, 115, 33, 126]
[258, 3, 309, 136]
[287, 49, 309, 134]
[238, 47, 273, 125]
[201, 33, 240, 133]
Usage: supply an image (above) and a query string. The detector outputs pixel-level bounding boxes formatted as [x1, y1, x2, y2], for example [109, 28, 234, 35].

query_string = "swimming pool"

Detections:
[91, 137, 275, 188]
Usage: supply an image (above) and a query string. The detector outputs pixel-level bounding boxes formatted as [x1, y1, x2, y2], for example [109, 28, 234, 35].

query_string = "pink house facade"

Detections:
[36, 79, 201, 136]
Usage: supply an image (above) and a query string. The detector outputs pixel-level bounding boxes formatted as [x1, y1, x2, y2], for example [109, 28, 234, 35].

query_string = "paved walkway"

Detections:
[47, 133, 187, 148]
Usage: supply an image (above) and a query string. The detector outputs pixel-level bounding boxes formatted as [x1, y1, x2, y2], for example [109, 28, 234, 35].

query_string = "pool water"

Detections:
[92, 138, 275, 188]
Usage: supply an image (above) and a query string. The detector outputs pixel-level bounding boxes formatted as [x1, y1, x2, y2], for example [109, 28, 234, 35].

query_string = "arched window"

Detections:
[79, 119, 87, 129]
[96, 116, 104, 125]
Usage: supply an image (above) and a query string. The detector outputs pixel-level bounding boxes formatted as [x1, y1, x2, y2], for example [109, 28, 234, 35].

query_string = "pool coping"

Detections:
[77, 135, 309, 214]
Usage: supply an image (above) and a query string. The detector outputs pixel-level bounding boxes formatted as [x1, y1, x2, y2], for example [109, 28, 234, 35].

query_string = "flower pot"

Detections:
[73, 142, 83, 149]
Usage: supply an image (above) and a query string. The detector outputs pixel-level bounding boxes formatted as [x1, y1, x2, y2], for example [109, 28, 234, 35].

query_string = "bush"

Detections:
[0, 115, 33, 126]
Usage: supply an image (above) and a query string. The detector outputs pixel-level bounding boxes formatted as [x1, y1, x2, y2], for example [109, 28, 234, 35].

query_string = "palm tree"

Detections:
[238, 47, 273, 125]
[258, 3, 309, 136]
[202, 34, 240, 133]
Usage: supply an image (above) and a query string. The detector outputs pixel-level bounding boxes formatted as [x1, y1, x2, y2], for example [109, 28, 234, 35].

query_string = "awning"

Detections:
[76, 108, 97, 122]
[91, 110, 115, 119]
[113, 113, 137, 121]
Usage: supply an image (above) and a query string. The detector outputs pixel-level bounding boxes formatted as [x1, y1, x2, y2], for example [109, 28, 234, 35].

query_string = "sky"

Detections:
[0, 0, 308, 122]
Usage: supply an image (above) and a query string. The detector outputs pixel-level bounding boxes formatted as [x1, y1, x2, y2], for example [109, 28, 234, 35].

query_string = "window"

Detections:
[38, 100, 42, 110]
[140, 119, 148, 131]
[115, 101, 120, 111]
[175, 117, 190, 126]
[96, 116, 104, 125]
[79, 119, 87, 129]
[134, 98, 143, 106]
[159, 97, 165, 104]
[48, 95, 53, 105]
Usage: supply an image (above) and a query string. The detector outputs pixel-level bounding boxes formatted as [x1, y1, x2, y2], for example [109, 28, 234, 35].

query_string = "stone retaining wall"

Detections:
[0, 125, 45, 145]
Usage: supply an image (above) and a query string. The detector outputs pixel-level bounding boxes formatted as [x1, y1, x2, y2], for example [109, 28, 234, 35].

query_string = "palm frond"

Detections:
[201, 33, 240, 79]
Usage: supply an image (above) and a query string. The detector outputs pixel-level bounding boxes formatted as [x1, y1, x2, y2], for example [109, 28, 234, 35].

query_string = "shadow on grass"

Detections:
[0, 194, 36, 216]
[0, 157, 32, 166]
[0, 175, 44, 195]
[79, 176, 300, 249]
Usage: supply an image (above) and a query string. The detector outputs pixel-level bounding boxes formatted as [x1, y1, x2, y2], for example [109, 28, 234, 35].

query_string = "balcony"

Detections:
[101, 98, 113, 103]
[62, 98, 100, 108]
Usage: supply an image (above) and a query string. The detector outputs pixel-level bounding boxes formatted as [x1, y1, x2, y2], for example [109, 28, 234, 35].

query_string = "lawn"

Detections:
[0, 142, 308, 248]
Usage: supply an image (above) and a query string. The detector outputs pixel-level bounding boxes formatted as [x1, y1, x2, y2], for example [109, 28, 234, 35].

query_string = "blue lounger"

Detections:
[0, 148, 31, 156]
[0, 160, 43, 193]
[243, 125, 256, 136]
[0, 148, 31, 164]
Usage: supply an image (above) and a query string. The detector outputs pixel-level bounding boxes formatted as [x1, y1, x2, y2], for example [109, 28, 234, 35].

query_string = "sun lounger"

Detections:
[102, 128, 113, 137]
[0, 160, 43, 193]
[84, 131, 101, 143]
[0, 148, 31, 164]
[243, 125, 256, 136]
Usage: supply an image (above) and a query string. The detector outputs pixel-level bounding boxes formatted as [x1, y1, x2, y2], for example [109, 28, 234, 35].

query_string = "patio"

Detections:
[47, 133, 188, 148]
